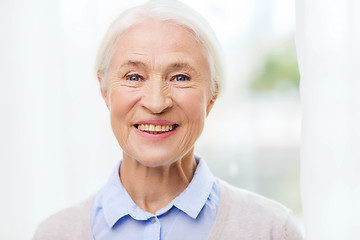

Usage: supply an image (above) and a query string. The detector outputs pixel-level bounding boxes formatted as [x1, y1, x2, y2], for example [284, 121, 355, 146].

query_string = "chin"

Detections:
[135, 155, 177, 168]
[125, 148, 180, 168]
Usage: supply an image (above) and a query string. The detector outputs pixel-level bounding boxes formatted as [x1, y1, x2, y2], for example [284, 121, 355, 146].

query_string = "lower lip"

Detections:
[133, 126, 177, 141]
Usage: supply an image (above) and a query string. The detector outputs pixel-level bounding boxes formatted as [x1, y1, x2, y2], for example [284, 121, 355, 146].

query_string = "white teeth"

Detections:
[136, 124, 176, 134]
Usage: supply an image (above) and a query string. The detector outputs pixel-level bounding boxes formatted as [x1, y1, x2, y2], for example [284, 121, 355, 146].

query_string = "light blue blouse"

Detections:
[90, 156, 220, 240]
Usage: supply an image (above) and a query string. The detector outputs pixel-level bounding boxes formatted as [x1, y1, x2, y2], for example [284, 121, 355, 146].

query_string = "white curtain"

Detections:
[0, 0, 124, 239]
[296, 0, 360, 239]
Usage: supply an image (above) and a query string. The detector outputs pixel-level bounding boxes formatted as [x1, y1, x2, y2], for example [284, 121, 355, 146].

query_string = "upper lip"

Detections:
[134, 119, 178, 126]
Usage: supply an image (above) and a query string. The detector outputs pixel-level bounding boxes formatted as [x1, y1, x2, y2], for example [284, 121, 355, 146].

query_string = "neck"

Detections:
[119, 151, 197, 214]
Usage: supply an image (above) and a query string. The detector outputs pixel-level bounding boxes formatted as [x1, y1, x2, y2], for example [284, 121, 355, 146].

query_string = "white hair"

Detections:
[95, 0, 225, 97]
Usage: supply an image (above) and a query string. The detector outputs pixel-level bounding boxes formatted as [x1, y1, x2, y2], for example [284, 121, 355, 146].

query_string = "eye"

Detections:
[126, 74, 143, 81]
[173, 74, 190, 81]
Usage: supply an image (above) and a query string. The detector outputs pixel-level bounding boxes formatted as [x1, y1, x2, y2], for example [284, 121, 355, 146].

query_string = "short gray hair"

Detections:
[95, 0, 225, 97]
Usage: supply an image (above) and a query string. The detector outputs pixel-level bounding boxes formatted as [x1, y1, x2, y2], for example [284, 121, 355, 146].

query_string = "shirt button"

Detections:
[150, 217, 156, 223]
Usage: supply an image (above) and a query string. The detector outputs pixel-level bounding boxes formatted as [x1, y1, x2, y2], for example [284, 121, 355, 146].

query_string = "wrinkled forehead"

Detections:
[109, 19, 210, 71]
[115, 18, 205, 52]
[121, 16, 201, 38]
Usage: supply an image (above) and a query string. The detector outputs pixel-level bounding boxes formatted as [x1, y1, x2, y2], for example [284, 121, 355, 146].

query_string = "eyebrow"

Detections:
[117, 60, 198, 74]
[118, 60, 146, 69]
[168, 62, 196, 73]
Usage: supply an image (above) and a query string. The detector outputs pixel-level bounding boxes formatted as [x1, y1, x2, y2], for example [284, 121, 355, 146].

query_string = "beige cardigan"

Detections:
[34, 179, 303, 240]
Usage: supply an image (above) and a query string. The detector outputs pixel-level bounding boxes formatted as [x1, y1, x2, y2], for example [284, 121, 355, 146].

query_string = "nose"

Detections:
[142, 78, 173, 114]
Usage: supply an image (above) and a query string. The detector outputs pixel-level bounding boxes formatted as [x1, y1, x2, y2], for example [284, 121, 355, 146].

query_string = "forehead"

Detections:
[110, 19, 209, 68]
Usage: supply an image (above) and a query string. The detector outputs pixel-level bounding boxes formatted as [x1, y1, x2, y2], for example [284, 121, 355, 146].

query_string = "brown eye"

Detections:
[173, 75, 190, 81]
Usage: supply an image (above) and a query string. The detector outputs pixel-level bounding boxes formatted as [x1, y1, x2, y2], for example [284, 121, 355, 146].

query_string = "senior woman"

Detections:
[34, 0, 303, 239]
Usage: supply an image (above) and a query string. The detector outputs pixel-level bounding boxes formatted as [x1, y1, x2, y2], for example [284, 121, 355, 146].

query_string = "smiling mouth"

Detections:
[134, 124, 178, 135]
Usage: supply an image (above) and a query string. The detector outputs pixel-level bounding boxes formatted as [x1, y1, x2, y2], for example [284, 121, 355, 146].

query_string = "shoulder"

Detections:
[219, 179, 290, 217]
[33, 195, 95, 240]
[208, 179, 303, 240]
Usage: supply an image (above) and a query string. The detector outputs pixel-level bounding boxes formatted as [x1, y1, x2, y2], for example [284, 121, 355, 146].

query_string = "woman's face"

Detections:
[101, 19, 215, 167]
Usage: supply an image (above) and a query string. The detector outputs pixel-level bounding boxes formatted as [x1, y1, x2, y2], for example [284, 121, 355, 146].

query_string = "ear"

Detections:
[97, 72, 110, 109]
[206, 94, 217, 117]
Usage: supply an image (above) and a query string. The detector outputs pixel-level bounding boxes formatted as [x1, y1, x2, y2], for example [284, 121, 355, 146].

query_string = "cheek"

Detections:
[109, 87, 138, 125]
[175, 89, 208, 123]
